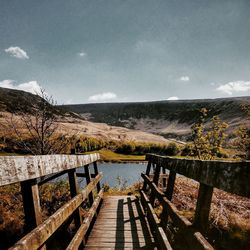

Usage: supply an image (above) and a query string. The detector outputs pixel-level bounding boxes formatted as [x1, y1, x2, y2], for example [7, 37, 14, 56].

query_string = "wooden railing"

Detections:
[140, 154, 250, 250]
[0, 153, 102, 250]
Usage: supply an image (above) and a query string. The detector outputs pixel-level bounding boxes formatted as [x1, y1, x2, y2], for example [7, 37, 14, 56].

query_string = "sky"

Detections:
[0, 0, 250, 104]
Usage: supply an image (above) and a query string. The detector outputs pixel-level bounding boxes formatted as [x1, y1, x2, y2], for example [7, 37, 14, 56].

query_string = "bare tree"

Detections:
[9, 88, 71, 155]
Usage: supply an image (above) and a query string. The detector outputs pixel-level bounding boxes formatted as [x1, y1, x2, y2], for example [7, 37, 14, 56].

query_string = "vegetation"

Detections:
[3, 88, 72, 155]
[62, 97, 249, 128]
[155, 176, 250, 250]
[191, 108, 228, 160]
[233, 104, 250, 160]
[0, 181, 71, 249]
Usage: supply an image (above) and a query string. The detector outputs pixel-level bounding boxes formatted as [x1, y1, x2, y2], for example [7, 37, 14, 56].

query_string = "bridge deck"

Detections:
[85, 196, 157, 249]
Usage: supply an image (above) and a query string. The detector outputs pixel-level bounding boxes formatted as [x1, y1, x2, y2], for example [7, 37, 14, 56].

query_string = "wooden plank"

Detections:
[146, 154, 250, 198]
[0, 153, 100, 186]
[85, 242, 157, 248]
[86, 196, 155, 249]
[10, 174, 102, 250]
[89, 230, 152, 238]
[66, 189, 103, 250]
[85, 247, 157, 250]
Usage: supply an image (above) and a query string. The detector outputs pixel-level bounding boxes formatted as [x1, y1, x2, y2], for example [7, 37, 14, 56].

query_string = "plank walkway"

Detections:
[85, 196, 157, 249]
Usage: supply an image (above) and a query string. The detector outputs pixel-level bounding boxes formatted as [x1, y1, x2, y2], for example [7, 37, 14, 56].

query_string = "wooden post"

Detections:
[68, 169, 82, 226]
[84, 164, 94, 206]
[68, 169, 85, 247]
[160, 170, 176, 230]
[152, 163, 161, 186]
[194, 183, 213, 233]
[165, 170, 176, 201]
[162, 167, 167, 190]
[21, 179, 47, 249]
[21, 179, 42, 231]
[142, 161, 152, 191]
[150, 163, 161, 205]
[93, 161, 101, 192]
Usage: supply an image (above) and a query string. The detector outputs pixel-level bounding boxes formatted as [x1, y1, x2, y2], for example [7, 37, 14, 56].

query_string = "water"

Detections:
[75, 162, 147, 187]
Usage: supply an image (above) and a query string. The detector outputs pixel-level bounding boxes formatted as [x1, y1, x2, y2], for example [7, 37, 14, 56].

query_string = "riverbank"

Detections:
[84, 149, 146, 162]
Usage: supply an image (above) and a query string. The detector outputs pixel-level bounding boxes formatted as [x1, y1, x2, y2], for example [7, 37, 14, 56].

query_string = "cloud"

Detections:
[216, 81, 250, 95]
[88, 92, 117, 102]
[5, 46, 29, 59]
[78, 51, 86, 57]
[167, 96, 179, 100]
[0, 80, 42, 95]
[179, 76, 190, 81]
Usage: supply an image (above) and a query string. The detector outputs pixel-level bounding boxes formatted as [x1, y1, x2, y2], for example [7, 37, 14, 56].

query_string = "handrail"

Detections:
[10, 174, 103, 250]
[0, 153, 102, 250]
[0, 153, 100, 186]
[140, 154, 250, 250]
[141, 173, 213, 250]
[146, 154, 250, 198]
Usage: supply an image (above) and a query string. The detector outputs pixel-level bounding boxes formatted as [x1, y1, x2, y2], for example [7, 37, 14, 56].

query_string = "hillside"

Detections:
[1, 87, 249, 142]
[62, 97, 250, 139]
[0, 87, 170, 144]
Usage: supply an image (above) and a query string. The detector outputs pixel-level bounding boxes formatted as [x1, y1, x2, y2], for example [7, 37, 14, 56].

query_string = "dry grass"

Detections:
[156, 176, 250, 249]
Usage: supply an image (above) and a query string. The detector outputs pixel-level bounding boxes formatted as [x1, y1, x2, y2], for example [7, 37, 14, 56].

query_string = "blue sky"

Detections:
[0, 0, 250, 103]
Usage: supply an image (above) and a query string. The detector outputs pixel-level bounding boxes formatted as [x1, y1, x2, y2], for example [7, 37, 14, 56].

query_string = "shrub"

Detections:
[163, 142, 180, 156]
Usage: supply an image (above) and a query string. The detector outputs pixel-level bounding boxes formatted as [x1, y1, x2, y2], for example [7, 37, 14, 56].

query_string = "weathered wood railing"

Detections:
[140, 153, 250, 250]
[0, 153, 102, 250]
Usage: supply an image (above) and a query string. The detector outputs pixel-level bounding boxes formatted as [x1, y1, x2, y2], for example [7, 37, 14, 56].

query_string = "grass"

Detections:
[0, 152, 22, 156]
[84, 148, 146, 162]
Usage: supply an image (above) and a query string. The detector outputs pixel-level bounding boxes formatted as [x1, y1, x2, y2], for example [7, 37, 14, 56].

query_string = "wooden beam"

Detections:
[141, 173, 214, 250]
[0, 153, 100, 186]
[146, 154, 250, 198]
[20, 179, 42, 232]
[10, 174, 102, 250]
[38, 170, 68, 186]
[68, 169, 83, 234]
[84, 165, 94, 206]
[66, 189, 103, 250]
[194, 183, 213, 233]
[93, 161, 101, 192]
[165, 170, 176, 201]
[150, 163, 161, 205]
[142, 161, 152, 191]
[140, 190, 172, 250]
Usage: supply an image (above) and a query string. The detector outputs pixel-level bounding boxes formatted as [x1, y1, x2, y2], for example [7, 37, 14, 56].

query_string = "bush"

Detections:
[181, 143, 194, 156]
[163, 142, 180, 156]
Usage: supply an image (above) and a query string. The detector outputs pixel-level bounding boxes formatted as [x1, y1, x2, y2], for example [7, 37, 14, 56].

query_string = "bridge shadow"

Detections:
[115, 196, 156, 249]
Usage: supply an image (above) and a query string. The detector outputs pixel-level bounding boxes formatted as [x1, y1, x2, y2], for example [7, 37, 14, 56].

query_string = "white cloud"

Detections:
[216, 81, 250, 95]
[88, 92, 117, 102]
[5, 46, 29, 59]
[0, 80, 42, 95]
[167, 96, 179, 100]
[179, 76, 190, 81]
[78, 51, 86, 57]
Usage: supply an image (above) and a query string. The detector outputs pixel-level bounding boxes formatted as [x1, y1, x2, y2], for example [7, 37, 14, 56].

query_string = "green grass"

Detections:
[84, 149, 145, 162]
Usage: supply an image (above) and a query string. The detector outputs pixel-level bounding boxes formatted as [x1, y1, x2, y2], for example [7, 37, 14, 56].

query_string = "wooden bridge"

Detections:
[0, 153, 249, 249]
